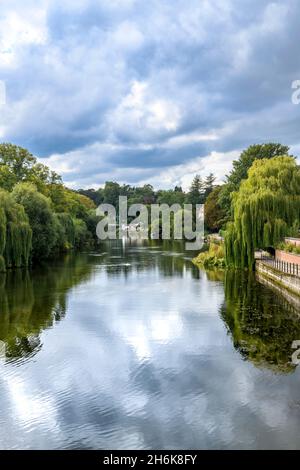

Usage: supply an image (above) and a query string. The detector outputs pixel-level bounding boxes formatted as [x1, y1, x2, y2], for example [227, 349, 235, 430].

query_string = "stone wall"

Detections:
[256, 260, 300, 297]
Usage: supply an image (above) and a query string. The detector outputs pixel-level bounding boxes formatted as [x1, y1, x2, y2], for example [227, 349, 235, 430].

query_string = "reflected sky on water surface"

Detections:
[0, 240, 300, 449]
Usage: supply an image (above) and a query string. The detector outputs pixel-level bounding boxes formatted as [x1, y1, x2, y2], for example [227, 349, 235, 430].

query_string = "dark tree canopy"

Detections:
[205, 186, 227, 232]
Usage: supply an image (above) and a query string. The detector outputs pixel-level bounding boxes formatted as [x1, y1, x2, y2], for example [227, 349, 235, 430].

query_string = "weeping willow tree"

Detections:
[55, 213, 76, 251]
[225, 156, 300, 268]
[0, 190, 32, 272]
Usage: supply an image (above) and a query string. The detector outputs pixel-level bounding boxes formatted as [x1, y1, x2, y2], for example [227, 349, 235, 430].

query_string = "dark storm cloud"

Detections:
[0, 0, 300, 187]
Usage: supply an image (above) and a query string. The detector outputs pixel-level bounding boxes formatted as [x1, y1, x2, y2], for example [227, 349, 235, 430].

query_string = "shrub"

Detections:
[193, 242, 225, 268]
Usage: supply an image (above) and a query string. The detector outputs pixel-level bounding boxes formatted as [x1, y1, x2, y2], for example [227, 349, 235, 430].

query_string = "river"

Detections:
[0, 239, 300, 449]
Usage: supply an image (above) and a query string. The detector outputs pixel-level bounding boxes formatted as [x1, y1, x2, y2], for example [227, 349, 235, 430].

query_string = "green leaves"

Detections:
[225, 156, 300, 268]
[218, 143, 292, 216]
[0, 143, 98, 265]
[0, 190, 32, 271]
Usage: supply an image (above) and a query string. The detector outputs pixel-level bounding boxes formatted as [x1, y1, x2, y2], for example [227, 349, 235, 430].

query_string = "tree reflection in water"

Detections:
[221, 269, 300, 373]
[0, 241, 199, 361]
[2, 241, 299, 374]
[0, 254, 94, 361]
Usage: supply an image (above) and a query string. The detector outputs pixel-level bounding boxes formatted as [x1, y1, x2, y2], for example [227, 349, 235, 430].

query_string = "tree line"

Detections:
[1, 141, 299, 271]
[0, 142, 221, 272]
[78, 173, 217, 209]
[193, 143, 300, 268]
[204, 143, 300, 268]
[0, 143, 99, 271]
[78, 143, 298, 241]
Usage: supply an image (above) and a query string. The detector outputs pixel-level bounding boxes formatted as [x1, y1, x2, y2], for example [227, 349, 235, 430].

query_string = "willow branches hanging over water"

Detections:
[0, 190, 32, 272]
[0, 143, 100, 272]
[225, 156, 300, 268]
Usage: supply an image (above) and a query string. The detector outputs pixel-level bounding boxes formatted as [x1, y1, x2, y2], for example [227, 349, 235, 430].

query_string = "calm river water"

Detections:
[1, 240, 300, 449]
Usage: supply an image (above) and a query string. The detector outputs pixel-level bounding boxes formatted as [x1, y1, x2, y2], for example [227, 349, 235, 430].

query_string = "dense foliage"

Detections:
[218, 143, 292, 218]
[224, 156, 300, 268]
[0, 142, 221, 271]
[0, 143, 97, 271]
[79, 175, 216, 210]
[204, 186, 227, 232]
[4, 139, 295, 273]
[0, 190, 32, 272]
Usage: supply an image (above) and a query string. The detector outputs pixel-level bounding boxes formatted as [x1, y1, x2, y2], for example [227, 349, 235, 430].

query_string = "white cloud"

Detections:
[42, 140, 240, 190]
[137, 150, 240, 190]
[0, 6, 47, 67]
[109, 80, 181, 140]
[0, 0, 299, 188]
[110, 21, 144, 51]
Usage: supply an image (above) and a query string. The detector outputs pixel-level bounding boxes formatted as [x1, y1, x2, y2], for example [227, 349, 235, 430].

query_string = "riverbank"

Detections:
[256, 260, 300, 298]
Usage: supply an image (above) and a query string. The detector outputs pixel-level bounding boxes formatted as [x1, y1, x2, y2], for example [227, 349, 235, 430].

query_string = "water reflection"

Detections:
[0, 241, 200, 362]
[221, 270, 300, 373]
[96, 239, 201, 279]
[0, 255, 94, 361]
[1, 241, 300, 449]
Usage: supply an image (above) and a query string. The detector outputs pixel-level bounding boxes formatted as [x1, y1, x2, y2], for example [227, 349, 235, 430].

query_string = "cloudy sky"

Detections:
[0, 0, 300, 189]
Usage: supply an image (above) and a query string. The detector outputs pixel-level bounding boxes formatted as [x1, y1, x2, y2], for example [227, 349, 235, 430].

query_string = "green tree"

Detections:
[128, 184, 155, 205]
[219, 143, 291, 216]
[27, 162, 62, 193]
[12, 183, 59, 260]
[205, 186, 227, 232]
[0, 143, 62, 193]
[0, 189, 32, 271]
[156, 189, 185, 206]
[103, 181, 121, 207]
[204, 173, 216, 200]
[0, 143, 36, 182]
[0, 143, 99, 262]
[77, 188, 103, 206]
[187, 175, 205, 205]
[73, 218, 91, 249]
[224, 156, 300, 268]
[0, 165, 16, 191]
[55, 213, 76, 251]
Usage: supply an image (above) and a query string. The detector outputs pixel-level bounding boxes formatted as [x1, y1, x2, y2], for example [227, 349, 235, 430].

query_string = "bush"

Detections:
[193, 242, 225, 268]
[277, 241, 300, 255]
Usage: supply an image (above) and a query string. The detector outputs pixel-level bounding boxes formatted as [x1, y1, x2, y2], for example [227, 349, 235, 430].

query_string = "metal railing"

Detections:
[261, 258, 300, 277]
